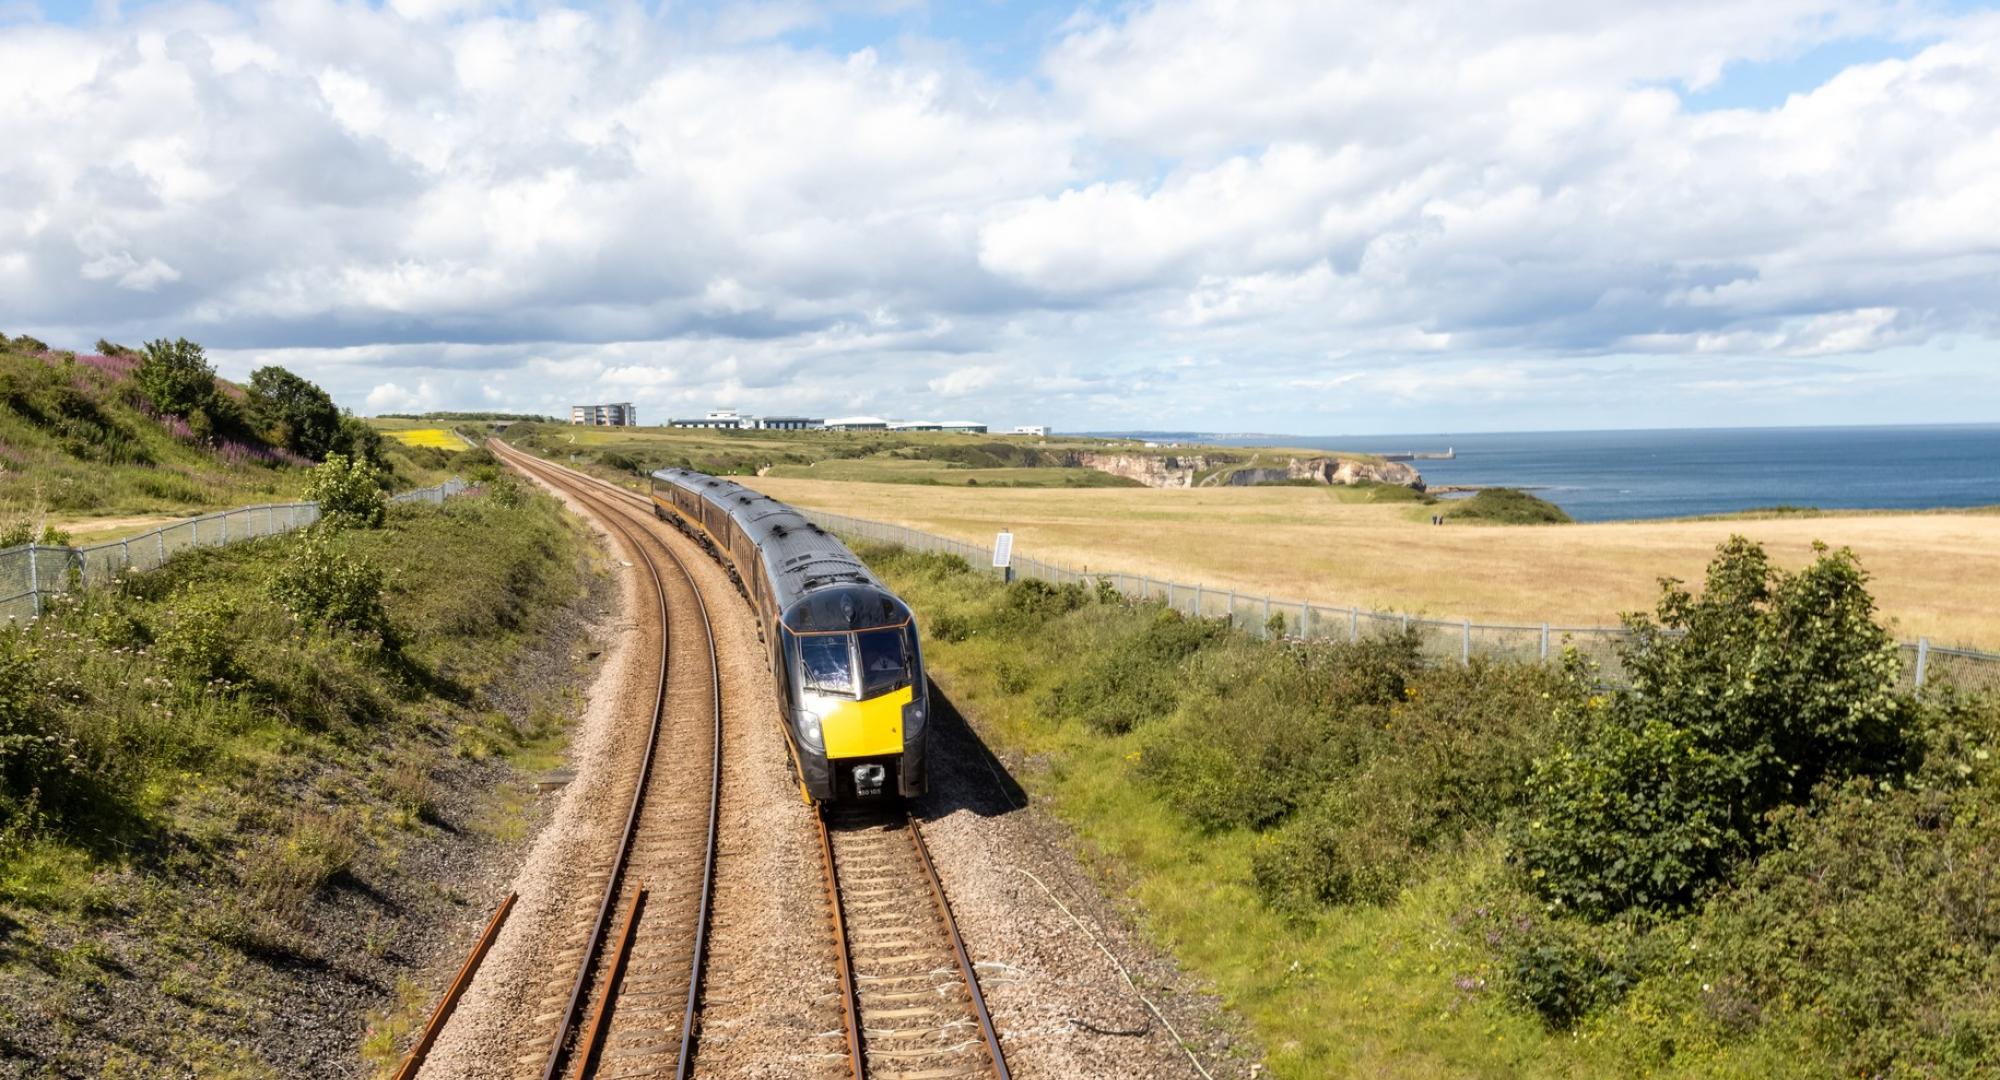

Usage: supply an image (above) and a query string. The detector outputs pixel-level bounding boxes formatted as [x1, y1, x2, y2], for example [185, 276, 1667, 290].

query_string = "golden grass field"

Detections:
[745, 478, 2000, 649]
[385, 427, 465, 451]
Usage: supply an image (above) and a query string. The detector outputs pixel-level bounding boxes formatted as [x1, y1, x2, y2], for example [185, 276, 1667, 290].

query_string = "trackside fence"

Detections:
[801, 508, 2000, 693]
[0, 478, 468, 623]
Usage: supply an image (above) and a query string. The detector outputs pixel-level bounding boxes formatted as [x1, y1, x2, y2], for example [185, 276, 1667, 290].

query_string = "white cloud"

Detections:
[4, 1, 1998, 431]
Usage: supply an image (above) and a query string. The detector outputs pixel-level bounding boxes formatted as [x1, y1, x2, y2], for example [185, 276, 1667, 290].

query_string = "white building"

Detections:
[888, 420, 988, 433]
[1011, 425, 1049, 437]
[571, 403, 636, 426]
[823, 416, 890, 431]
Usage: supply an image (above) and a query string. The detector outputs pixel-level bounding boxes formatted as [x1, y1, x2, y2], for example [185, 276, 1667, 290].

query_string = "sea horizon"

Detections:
[1074, 423, 2000, 523]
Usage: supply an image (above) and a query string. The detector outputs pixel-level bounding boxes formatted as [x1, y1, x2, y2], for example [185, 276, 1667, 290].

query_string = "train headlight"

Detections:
[902, 698, 926, 739]
[794, 708, 825, 752]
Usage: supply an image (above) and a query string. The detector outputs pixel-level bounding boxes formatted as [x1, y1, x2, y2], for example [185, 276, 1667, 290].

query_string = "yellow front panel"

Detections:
[822, 686, 912, 760]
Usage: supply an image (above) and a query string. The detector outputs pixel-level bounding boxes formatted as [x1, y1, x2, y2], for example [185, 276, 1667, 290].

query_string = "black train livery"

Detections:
[649, 468, 928, 802]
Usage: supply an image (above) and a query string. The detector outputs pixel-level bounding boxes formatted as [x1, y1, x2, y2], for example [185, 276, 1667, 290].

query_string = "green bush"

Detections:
[1446, 487, 1572, 524]
[269, 528, 388, 637]
[135, 337, 220, 420]
[0, 631, 81, 835]
[1517, 538, 1916, 919]
[155, 585, 241, 685]
[1046, 605, 1224, 735]
[303, 453, 387, 529]
[1254, 661, 1570, 909]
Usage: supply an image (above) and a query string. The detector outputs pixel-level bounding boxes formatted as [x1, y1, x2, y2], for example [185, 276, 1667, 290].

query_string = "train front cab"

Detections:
[780, 610, 928, 802]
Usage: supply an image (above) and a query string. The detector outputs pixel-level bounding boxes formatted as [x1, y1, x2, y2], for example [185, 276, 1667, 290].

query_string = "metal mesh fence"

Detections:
[806, 507, 1998, 691]
[0, 478, 467, 623]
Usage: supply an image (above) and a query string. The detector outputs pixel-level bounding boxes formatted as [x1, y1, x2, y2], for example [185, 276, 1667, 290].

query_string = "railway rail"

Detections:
[820, 806, 1010, 1080]
[493, 441, 724, 1080]
[487, 443, 1006, 1080]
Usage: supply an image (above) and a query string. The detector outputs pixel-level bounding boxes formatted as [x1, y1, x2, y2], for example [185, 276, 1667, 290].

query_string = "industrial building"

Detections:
[820, 416, 889, 431]
[571, 402, 637, 426]
[667, 410, 827, 430]
[888, 420, 988, 433]
[1012, 425, 1050, 436]
[661, 411, 1032, 435]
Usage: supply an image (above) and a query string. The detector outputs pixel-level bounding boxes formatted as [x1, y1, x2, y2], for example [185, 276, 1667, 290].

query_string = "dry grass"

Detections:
[745, 478, 2000, 649]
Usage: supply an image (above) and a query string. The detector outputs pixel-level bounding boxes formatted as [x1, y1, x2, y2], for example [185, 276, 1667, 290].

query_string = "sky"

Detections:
[3, 0, 1999, 433]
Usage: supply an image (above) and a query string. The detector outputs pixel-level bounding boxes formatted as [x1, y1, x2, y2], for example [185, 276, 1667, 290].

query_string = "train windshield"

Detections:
[857, 627, 913, 698]
[797, 634, 855, 696]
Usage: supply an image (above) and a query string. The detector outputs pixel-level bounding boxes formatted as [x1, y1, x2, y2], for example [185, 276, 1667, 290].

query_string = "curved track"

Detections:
[493, 441, 723, 1080]
[491, 445, 1006, 1080]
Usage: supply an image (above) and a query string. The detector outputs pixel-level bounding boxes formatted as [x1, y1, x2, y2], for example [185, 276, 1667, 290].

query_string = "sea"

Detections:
[1107, 425, 2000, 523]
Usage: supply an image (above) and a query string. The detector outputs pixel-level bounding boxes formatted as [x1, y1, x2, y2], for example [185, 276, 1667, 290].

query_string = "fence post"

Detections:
[1350, 607, 1358, 642]
[122, 539, 131, 573]
[1462, 619, 1472, 666]
[157, 529, 166, 565]
[1194, 582, 1202, 618]
[1540, 622, 1550, 661]
[221, 511, 229, 544]
[1227, 589, 1235, 629]
[1302, 601, 1311, 638]
[1263, 595, 1271, 635]
[1915, 637, 1930, 689]
[1400, 612, 1409, 634]
[28, 545, 40, 617]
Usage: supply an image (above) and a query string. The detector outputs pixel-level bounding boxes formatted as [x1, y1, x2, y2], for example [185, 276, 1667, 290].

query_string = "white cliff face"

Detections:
[1066, 452, 1425, 491]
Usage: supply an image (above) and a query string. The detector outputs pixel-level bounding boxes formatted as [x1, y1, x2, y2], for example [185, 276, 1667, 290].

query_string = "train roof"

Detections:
[651, 468, 903, 630]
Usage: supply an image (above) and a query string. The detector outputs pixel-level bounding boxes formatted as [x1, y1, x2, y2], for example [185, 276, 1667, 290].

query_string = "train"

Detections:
[648, 467, 929, 803]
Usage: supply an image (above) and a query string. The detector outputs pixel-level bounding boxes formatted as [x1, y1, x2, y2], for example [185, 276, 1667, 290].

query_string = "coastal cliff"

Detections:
[1066, 451, 1425, 491]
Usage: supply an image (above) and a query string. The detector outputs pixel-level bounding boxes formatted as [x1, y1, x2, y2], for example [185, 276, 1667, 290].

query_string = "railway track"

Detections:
[493, 442, 723, 1080]
[820, 806, 1010, 1080]
[490, 444, 1006, 1080]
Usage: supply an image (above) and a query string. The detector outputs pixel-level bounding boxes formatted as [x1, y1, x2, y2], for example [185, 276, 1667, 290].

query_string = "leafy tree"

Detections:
[135, 337, 220, 419]
[303, 453, 387, 529]
[333, 414, 384, 467]
[247, 366, 342, 460]
[1515, 537, 1914, 919]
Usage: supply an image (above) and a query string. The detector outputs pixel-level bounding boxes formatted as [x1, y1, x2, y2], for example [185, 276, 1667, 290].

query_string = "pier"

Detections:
[1384, 447, 1455, 461]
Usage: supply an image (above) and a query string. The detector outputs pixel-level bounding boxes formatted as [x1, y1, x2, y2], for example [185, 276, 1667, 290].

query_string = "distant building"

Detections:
[888, 420, 988, 433]
[1012, 425, 1049, 437]
[670, 409, 745, 429]
[572, 403, 636, 426]
[823, 416, 890, 431]
[754, 416, 822, 430]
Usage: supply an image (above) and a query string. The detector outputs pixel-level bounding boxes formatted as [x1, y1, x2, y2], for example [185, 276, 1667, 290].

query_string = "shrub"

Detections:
[1516, 538, 1916, 919]
[1446, 488, 1572, 524]
[0, 631, 80, 832]
[156, 585, 240, 685]
[1047, 605, 1224, 735]
[269, 528, 388, 637]
[135, 337, 220, 420]
[1255, 660, 1571, 909]
[1693, 778, 2000, 1073]
[303, 453, 387, 529]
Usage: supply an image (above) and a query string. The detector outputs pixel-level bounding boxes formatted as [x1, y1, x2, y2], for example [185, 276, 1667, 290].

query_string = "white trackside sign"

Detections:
[992, 530, 1014, 569]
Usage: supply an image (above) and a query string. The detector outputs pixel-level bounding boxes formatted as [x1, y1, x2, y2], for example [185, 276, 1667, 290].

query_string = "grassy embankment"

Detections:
[0, 337, 457, 542]
[750, 478, 2000, 649]
[871, 541, 2000, 1077]
[0, 453, 598, 1074]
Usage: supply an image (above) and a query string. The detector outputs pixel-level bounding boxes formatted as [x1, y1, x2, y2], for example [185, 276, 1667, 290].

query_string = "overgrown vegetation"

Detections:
[0, 455, 594, 1073]
[0, 334, 400, 524]
[864, 535, 1999, 1076]
[1445, 486, 1572, 523]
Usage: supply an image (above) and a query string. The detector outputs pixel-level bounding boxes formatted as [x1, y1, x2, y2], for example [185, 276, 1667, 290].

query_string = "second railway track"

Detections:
[497, 442, 723, 1080]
